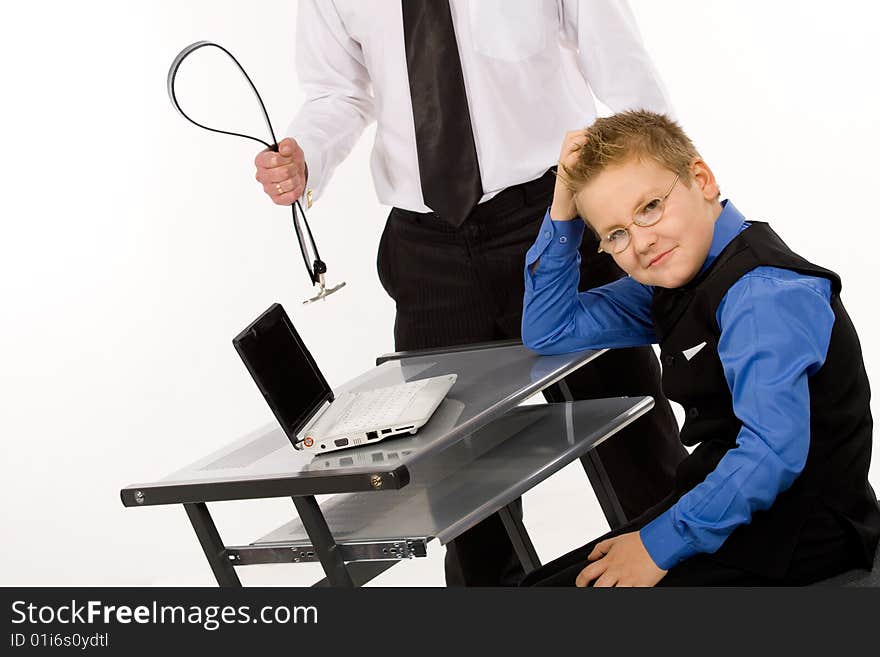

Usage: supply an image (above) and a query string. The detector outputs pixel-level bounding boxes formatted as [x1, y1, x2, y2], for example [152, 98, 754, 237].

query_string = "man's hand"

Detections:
[254, 137, 308, 206]
[549, 129, 588, 222]
[575, 531, 668, 587]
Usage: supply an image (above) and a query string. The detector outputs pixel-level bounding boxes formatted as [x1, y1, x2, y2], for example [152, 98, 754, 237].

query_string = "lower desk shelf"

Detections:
[227, 396, 653, 568]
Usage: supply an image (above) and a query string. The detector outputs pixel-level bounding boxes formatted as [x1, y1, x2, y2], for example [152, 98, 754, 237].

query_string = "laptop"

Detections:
[232, 303, 458, 455]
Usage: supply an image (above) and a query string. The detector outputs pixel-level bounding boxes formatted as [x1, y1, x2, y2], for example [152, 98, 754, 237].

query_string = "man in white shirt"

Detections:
[254, 0, 686, 586]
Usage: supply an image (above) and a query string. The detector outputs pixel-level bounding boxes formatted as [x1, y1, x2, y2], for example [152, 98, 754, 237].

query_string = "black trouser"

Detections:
[377, 170, 686, 586]
[520, 493, 862, 586]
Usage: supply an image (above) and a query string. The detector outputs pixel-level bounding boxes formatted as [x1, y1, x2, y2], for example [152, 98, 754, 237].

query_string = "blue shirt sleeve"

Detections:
[640, 267, 835, 569]
[521, 209, 656, 354]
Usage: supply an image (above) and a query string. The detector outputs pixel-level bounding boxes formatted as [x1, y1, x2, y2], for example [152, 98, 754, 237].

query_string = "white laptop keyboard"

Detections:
[327, 378, 433, 434]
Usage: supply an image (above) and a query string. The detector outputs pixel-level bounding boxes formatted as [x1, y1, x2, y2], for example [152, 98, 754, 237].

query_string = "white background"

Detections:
[1, 1, 878, 586]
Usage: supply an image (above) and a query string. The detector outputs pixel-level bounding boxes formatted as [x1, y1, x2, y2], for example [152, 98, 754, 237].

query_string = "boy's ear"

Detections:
[690, 158, 720, 200]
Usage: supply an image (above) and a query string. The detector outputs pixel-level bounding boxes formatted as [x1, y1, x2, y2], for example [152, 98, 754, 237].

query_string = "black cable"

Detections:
[167, 40, 328, 286]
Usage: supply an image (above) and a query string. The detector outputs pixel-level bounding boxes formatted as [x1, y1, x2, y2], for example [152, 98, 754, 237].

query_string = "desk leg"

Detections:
[498, 503, 541, 573]
[184, 503, 241, 587]
[551, 380, 628, 530]
[292, 496, 354, 588]
[579, 452, 627, 530]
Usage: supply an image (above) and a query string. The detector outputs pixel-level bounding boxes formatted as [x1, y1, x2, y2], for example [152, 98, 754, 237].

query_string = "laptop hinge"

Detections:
[296, 400, 332, 442]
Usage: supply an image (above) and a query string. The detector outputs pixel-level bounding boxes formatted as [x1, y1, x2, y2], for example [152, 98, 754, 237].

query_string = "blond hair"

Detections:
[561, 110, 702, 192]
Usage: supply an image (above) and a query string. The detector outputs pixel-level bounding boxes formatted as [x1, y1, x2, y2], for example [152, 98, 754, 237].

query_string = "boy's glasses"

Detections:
[597, 174, 680, 254]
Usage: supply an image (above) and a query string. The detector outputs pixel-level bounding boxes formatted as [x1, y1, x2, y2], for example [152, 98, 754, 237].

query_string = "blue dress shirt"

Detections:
[522, 201, 835, 569]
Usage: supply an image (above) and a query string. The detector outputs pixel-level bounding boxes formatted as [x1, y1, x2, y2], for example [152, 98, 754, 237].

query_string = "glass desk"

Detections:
[121, 341, 652, 586]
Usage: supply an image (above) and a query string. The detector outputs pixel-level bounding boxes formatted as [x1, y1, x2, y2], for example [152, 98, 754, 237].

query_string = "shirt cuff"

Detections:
[287, 133, 324, 207]
[639, 508, 698, 570]
[525, 209, 585, 268]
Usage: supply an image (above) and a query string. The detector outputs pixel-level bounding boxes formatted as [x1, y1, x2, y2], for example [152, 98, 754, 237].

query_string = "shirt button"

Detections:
[559, 236, 568, 244]
[544, 231, 551, 239]
[687, 407, 700, 419]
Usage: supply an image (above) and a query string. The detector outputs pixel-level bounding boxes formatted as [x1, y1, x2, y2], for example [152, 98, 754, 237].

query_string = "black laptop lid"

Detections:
[232, 303, 333, 440]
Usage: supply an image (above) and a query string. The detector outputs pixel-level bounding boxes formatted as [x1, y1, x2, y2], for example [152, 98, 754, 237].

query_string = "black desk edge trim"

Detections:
[120, 464, 411, 508]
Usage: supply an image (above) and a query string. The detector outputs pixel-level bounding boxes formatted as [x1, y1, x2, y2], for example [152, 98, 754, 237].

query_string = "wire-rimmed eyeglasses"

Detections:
[596, 173, 680, 254]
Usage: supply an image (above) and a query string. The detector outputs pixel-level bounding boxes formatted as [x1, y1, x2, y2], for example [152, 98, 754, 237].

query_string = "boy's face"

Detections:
[576, 157, 722, 288]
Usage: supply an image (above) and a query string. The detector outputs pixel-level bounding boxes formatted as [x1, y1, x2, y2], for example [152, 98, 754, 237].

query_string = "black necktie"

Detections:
[402, 0, 483, 226]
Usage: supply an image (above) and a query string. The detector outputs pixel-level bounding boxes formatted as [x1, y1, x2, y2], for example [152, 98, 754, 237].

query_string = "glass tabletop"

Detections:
[120, 343, 606, 504]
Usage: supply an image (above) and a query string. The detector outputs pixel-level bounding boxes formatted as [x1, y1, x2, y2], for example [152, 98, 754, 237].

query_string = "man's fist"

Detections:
[254, 137, 307, 205]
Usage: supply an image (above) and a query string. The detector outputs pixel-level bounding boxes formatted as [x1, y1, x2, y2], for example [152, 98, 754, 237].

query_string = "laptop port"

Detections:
[381, 429, 392, 434]
[366, 431, 379, 440]
[334, 438, 349, 447]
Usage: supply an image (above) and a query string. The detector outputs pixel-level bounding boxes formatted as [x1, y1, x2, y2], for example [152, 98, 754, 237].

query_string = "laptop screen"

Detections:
[232, 303, 332, 439]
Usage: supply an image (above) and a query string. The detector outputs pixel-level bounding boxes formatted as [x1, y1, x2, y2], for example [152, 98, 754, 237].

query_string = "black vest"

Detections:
[651, 222, 880, 577]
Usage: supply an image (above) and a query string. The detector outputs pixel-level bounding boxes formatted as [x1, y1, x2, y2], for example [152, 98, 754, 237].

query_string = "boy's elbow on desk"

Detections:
[523, 337, 556, 356]
[521, 323, 566, 356]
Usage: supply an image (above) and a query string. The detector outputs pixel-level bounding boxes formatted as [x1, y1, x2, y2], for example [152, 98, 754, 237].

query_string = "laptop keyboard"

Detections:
[328, 378, 433, 434]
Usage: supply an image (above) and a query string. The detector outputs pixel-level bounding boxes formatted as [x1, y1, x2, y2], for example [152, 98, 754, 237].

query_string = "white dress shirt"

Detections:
[288, 0, 672, 213]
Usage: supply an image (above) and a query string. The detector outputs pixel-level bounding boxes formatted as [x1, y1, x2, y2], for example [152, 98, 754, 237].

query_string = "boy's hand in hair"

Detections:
[550, 130, 588, 222]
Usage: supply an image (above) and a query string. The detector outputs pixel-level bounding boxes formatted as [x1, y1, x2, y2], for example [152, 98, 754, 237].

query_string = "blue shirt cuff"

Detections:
[639, 509, 698, 570]
[525, 209, 585, 268]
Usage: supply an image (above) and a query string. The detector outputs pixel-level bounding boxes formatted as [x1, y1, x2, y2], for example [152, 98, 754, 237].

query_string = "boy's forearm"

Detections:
[549, 169, 579, 222]
[522, 214, 585, 351]
[523, 210, 656, 353]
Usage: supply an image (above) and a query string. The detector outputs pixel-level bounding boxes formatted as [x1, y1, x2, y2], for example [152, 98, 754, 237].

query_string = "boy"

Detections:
[520, 110, 880, 586]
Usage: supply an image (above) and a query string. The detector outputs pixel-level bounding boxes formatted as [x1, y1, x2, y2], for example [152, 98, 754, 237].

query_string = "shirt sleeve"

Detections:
[286, 0, 376, 203]
[557, 0, 674, 116]
[521, 209, 656, 354]
[640, 268, 835, 569]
